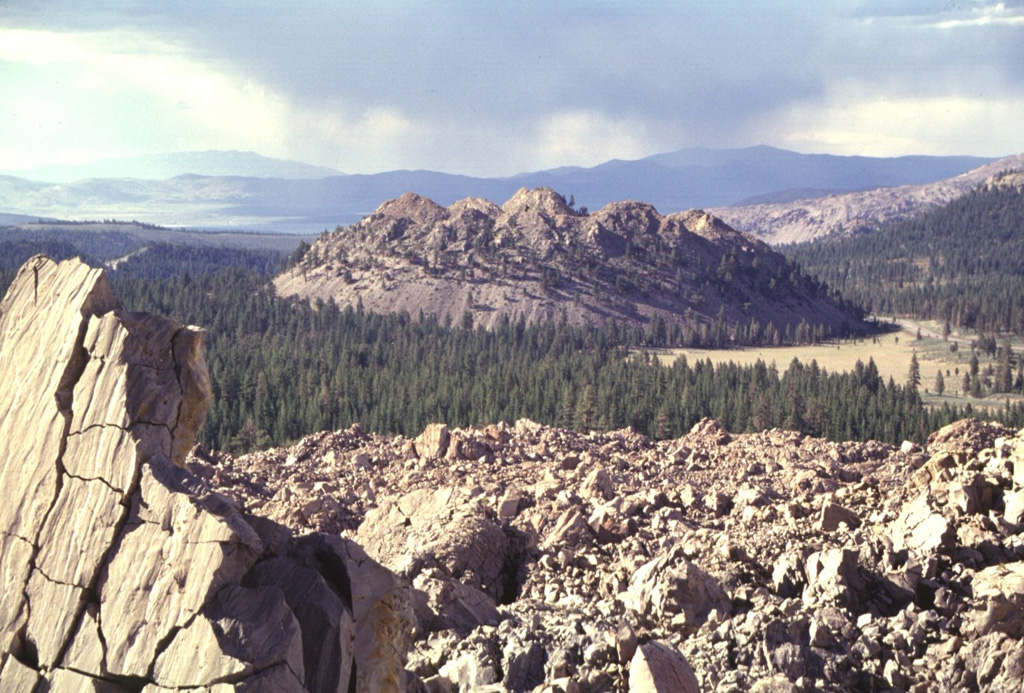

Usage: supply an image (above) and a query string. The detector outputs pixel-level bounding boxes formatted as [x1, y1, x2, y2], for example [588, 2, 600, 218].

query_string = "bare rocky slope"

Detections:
[206, 415, 1024, 692]
[711, 153, 1024, 245]
[275, 187, 862, 335]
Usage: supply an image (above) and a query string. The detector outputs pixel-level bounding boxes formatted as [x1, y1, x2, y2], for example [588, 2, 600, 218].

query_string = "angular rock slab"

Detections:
[356, 486, 509, 601]
[0, 257, 401, 691]
[968, 562, 1024, 638]
[624, 548, 731, 634]
[0, 257, 119, 656]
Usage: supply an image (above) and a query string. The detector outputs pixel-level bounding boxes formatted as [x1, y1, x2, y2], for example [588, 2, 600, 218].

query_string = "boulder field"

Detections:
[5, 256, 1024, 692]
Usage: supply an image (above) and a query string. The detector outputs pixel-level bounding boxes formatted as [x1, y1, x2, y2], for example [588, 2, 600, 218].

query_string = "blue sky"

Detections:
[1, 1, 1022, 176]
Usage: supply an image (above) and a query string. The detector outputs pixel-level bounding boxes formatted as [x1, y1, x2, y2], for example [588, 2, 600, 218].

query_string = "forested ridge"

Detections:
[786, 184, 1024, 336]
[2, 240, 1022, 452]
[113, 267, 999, 450]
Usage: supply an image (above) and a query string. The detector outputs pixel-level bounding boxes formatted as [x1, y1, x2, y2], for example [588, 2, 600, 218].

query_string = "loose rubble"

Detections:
[206, 408, 1024, 691]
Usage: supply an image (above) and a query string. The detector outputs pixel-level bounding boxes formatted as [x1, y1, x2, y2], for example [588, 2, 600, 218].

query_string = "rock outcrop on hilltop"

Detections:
[209, 416, 1024, 692]
[0, 257, 411, 692]
[274, 188, 863, 336]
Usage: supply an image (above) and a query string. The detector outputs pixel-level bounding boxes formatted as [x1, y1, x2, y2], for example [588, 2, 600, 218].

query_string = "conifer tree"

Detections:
[908, 352, 921, 393]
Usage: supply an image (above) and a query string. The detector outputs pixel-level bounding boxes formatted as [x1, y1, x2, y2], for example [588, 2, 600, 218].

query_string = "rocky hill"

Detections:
[711, 153, 1024, 245]
[275, 188, 862, 337]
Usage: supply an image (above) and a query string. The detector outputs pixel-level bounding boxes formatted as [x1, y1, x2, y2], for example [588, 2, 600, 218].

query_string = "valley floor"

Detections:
[653, 319, 1024, 412]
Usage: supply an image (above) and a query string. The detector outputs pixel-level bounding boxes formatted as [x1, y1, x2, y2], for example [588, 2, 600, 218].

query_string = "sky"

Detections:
[1, 1, 1023, 177]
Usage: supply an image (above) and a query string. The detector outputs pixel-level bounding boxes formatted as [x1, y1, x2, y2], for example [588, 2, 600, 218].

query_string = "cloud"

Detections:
[0, 27, 289, 165]
[0, 26, 433, 172]
[925, 2, 1024, 28]
[0, 2, 1021, 176]
[779, 90, 1024, 156]
[851, 0, 1024, 27]
[528, 111, 655, 170]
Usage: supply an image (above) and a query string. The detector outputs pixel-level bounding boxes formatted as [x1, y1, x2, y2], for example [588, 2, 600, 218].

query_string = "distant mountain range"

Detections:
[0, 146, 1001, 234]
[6, 151, 343, 182]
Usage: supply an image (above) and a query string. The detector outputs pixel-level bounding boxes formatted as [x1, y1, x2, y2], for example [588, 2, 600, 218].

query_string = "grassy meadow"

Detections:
[650, 320, 1024, 412]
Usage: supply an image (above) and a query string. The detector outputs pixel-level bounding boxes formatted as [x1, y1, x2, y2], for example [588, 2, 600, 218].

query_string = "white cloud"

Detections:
[0, 27, 451, 173]
[0, 28, 290, 165]
[925, 2, 1024, 29]
[289, 106, 428, 171]
[528, 111, 655, 170]
[779, 90, 1024, 157]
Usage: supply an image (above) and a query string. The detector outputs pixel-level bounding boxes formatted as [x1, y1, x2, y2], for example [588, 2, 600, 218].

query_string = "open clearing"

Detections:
[651, 319, 1023, 411]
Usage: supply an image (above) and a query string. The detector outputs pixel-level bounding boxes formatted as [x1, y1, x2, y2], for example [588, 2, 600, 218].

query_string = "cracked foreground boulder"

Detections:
[0, 256, 411, 691]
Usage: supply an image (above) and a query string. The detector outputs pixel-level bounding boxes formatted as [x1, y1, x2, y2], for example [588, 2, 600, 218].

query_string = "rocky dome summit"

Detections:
[275, 188, 865, 337]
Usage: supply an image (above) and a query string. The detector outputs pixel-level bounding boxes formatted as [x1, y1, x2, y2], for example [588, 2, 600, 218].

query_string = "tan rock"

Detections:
[817, 501, 862, 531]
[616, 621, 638, 664]
[947, 474, 999, 516]
[355, 485, 509, 637]
[911, 452, 956, 492]
[332, 537, 415, 693]
[1004, 489, 1024, 525]
[968, 562, 1024, 638]
[628, 640, 700, 692]
[803, 548, 863, 608]
[415, 423, 451, 459]
[581, 467, 615, 501]
[890, 493, 955, 556]
[0, 257, 402, 692]
[0, 655, 41, 691]
[0, 257, 118, 654]
[625, 549, 730, 633]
